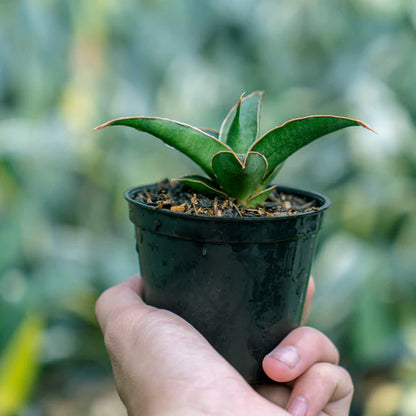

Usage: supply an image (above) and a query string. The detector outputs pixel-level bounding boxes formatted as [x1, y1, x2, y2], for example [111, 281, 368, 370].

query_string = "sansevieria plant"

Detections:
[94, 91, 373, 207]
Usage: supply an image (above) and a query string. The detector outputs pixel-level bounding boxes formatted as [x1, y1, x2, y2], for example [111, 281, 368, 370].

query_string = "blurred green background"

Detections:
[0, 0, 415, 415]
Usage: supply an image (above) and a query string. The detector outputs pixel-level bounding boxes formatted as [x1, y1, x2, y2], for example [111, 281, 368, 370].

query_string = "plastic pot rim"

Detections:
[124, 184, 331, 223]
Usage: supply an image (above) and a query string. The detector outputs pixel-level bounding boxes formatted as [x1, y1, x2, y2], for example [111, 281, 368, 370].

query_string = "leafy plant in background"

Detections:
[94, 91, 372, 206]
[0, 315, 43, 416]
[0, 0, 414, 412]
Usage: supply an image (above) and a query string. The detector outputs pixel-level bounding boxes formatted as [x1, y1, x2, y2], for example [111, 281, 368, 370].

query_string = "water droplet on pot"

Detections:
[165, 144, 175, 150]
[202, 248, 207, 256]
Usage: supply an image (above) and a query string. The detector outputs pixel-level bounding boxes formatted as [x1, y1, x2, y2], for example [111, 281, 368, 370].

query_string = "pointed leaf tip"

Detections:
[222, 91, 264, 153]
[91, 120, 112, 132]
[358, 120, 377, 134]
[92, 116, 230, 177]
[251, 115, 375, 177]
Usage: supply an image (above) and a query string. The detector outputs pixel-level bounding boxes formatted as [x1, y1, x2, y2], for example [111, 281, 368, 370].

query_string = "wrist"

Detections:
[130, 392, 244, 416]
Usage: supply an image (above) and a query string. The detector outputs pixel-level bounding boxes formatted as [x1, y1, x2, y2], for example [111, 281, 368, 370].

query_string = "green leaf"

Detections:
[211, 151, 267, 202]
[225, 97, 243, 151]
[175, 175, 227, 197]
[0, 314, 43, 415]
[93, 117, 230, 178]
[200, 128, 219, 139]
[246, 185, 277, 207]
[219, 91, 264, 153]
[251, 116, 374, 177]
[262, 161, 285, 187]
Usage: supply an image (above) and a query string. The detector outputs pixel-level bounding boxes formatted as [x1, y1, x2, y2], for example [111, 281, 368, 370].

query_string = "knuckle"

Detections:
[308, 362, 354, 398]
[103, 306, 172, 352]
[337, 365, 354, 396]
[295, 326, 340, 364]
[103, 305, 142, 352]
[95, 287, 112, 317]
[95, 285, 123, 317]
[309, 362, 335, 382]
[105, 303, 140, 335]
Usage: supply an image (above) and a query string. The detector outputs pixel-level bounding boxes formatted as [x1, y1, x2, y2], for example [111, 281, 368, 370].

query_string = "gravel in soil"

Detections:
[133, 180, 320, 218]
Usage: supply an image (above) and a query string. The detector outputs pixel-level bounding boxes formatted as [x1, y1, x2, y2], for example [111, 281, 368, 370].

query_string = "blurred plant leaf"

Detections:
[0, 314, 44, 416]
[349, 273, 396, 367]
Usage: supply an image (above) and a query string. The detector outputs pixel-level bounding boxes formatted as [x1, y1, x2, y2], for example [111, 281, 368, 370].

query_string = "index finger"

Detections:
[301, 276, 315, 324]
[262, 326, 339, 383]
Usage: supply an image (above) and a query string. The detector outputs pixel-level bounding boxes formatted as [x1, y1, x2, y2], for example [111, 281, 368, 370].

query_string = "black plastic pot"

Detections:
[125, 184, 330, 384]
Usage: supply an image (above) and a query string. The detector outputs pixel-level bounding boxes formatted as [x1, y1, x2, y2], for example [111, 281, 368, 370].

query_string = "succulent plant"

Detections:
[94, 91, 373, 207]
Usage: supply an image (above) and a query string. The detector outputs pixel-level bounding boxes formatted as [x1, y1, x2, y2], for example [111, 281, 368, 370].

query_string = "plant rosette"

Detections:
[94, 91, 373, 384]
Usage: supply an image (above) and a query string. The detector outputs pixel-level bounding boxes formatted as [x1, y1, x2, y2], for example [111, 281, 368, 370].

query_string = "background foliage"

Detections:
[0, 1, 415, 415]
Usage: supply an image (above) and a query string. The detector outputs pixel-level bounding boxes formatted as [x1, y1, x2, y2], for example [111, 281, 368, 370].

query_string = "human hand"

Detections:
[95, 275, 353, 416]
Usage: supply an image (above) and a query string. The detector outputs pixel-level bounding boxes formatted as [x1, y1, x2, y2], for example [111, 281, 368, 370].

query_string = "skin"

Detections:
[95, 275, 353, 416]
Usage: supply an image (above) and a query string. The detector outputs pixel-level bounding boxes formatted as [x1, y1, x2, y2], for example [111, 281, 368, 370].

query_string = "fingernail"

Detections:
[287, 396, 308, 416]
[268, 345, 299, 368]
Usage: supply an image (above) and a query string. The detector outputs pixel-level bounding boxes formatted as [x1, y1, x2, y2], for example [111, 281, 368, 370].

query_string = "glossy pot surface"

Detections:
[125, 184, 330, 384]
